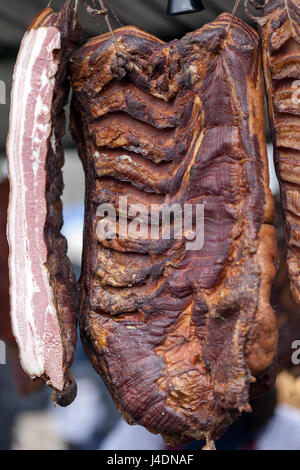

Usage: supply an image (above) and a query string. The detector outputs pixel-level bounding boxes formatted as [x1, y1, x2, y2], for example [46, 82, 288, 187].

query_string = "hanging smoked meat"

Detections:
[256, 0, 300, 305]
[0, 178, 43, 395]
[70, 13, 278, 444]
[7, 1, 80, 405]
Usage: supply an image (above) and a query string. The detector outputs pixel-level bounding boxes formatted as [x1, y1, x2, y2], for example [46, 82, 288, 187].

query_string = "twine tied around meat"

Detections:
[227, 0, 245, 34]
[82, 0, 123, 48]
[74, 0, 80, 15]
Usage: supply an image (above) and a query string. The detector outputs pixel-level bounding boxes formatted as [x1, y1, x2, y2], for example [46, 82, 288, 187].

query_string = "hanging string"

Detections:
[228, 0, 243, 32]
[107, 1, 123, 28]
[83, 0, 118, 46]
[98, 0, 117, 47]
[232, 0, 243, 17]
[90, 0, 123, 28]
[74, 0, 80, 14]
[83, 0, 104, 34]
[72, 0, 80, 30]
[85, 2, 108, 17]
[92, 0, 101, 12]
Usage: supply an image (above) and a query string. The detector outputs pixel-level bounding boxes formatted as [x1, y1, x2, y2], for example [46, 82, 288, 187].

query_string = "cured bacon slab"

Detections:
[258, 0, 300, 304]
[70, 14, 278, 443]
[7, 1, 79, 405]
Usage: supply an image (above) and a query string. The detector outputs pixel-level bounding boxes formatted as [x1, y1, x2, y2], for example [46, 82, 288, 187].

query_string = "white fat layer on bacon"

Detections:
[7, 27, 64, 391]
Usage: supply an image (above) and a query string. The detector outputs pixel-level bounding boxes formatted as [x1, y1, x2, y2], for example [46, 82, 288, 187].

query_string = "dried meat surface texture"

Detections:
[70, 13, 278, 443]
[260, 0, 300, 305]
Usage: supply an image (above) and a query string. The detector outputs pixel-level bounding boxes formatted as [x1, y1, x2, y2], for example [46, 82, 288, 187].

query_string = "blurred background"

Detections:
[0, 0, 300, 451]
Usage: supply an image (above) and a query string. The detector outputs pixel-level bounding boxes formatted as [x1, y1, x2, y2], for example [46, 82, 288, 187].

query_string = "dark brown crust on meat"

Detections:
[71, 13, 278, 443]
[28, 1, 80, 399]
[260, 0, 300, 304]
[0, 179, 12, 343]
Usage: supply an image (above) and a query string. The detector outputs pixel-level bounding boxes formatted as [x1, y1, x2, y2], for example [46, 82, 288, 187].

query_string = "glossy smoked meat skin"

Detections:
[71, 14, 278, 443]
[260, 0, 300, 305]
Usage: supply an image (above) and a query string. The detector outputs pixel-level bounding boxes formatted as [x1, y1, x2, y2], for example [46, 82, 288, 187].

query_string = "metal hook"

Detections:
[167, 0, 204, 16]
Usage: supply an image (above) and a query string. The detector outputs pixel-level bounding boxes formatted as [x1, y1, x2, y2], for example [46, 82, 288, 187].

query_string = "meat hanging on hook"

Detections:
[7, 0, 80, 406]
[6, 0, 282, 446]
[247, 0, 300, 304]
[83, 0, 120, 41]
